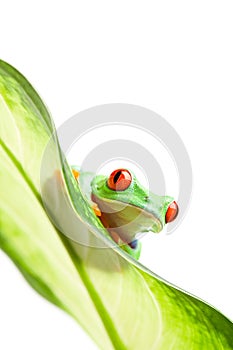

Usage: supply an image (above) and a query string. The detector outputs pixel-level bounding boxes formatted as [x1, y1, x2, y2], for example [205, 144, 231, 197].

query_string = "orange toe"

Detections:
[72, 169, 80, 180]
[92, 203, 101, 217]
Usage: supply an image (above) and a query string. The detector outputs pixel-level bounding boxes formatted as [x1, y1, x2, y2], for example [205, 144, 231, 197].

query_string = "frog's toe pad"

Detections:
[72, 169, 80, 180]
[92, 203, 102, 216]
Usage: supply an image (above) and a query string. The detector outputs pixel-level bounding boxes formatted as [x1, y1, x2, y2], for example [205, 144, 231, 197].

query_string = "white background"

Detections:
[1, 1, 233, 349]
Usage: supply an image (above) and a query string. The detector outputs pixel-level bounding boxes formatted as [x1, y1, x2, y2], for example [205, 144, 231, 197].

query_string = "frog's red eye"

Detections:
[165, 201, 179, 223]
[107, 169, 132, 191]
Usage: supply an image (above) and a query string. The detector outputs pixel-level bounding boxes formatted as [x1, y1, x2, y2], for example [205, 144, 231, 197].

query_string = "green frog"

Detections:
[72, 167, 178, 260]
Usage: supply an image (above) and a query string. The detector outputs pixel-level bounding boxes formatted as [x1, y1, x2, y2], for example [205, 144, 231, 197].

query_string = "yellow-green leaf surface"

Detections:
[0, 60, 232, 350]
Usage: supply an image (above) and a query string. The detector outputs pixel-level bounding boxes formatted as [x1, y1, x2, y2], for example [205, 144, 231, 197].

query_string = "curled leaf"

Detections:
[0, 60, 232, 350]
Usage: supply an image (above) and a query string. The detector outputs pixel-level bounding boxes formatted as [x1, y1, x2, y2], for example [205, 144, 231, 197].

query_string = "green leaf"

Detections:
[0, 60, 232, 350]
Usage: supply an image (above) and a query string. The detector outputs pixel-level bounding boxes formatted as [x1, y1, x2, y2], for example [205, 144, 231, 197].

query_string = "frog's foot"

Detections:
[71, 168, 102, 217]
[54, 168, 80, 185]
[109, 230, 125, 246]
[108, 230, 141, 258]
[91, 206, 142, 258]
[72, 169, 80, 180]
[128, 239, 139, 249]
[92, 202, 102, 217]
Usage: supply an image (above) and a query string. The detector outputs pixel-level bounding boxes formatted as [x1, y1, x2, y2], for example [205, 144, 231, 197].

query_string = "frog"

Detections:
[71, 167, 178, 260]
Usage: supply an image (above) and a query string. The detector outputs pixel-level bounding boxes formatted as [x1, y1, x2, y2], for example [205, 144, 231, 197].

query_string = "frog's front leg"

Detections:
[106, 228, 142, 260]
[71, 166, 142, 260]
[118, 236, 142, 260]
[91, 204, 142, 259]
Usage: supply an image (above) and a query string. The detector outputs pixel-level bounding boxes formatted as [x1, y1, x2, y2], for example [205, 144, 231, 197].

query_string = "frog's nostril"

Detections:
[165, 201, 179, 223]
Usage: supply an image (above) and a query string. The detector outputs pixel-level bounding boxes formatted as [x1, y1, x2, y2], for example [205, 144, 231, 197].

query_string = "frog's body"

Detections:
[72, 167, 178, 260]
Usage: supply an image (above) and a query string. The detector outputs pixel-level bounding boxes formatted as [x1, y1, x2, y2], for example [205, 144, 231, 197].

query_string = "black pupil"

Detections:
[113, 171, 122, 184]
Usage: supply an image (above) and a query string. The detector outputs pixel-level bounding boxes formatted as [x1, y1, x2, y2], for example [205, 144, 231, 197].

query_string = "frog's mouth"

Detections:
[91, 193, 163, 247]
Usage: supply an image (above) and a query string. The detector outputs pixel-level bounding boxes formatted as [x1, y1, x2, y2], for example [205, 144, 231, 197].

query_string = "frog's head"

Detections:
[91, 168, 178, 250]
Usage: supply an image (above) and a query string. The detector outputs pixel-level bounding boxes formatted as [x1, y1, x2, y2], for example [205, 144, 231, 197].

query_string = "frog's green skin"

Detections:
[73, 166, 174, 260]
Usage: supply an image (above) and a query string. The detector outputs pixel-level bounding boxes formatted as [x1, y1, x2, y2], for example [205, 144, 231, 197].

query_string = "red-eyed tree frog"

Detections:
[71, 167, 178, 260]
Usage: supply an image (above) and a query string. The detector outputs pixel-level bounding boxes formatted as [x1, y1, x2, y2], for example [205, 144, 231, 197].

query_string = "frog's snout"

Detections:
[165, 201, 179, 223]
